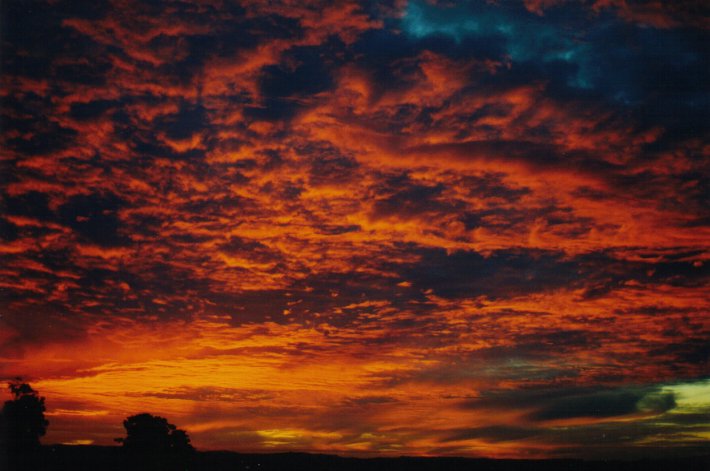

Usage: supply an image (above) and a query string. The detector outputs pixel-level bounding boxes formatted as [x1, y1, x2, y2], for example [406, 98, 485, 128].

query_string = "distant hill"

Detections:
[11, 445, 710, 471]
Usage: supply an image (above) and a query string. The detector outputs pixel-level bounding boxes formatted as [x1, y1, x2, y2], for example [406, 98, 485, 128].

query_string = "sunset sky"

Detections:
[1, 0, 709, 460]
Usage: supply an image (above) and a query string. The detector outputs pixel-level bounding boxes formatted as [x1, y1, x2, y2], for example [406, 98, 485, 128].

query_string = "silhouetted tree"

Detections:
[0, 379, 49, 449]
[117, 413, 194, 470]
[118, 413, 194, 452]
[0, 379, 49, 469]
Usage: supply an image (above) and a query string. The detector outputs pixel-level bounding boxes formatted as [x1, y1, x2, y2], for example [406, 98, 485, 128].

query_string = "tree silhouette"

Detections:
[0, 379, 49, 450]
[0, 379, 49, 469]
[118, 413, 194, 453]
[117, 413, 194, 470]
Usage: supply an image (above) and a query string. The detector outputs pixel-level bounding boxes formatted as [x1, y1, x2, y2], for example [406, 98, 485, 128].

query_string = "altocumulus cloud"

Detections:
[0, 0, 708, 459]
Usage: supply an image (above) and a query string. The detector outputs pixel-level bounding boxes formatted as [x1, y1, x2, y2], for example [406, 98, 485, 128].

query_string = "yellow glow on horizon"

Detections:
[62, 440, 95, 446]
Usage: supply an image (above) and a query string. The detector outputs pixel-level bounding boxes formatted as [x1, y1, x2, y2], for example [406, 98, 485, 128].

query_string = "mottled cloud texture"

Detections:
[1, 0, 709, 459]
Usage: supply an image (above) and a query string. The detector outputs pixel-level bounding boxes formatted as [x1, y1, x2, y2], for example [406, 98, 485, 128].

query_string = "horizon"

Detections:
[27, 441, 710, 462]
[1, 0, 709, 461]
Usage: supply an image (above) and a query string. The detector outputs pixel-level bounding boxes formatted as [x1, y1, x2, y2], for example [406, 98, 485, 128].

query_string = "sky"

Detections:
[1, 0, 709, 460]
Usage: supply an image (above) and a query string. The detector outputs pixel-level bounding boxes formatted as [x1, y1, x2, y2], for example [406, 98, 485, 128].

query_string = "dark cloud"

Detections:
[58, 192, 130, 247]
[649, 337, 710, 367]
[69, 99, 121, 121]
[372, 181, 455, 220]
[462, 384, 678, 422]
[530, 390, 674, 421]
[154, 102, 209, 140]
[460, 173, 531, 202]
[398, 248, 578, 299]
[2, 191, 54, 221]
[6, 122, 78, 156]
[0, 217, 19, 241]
[309, 154, 359, 186]
[250, 41, 346, 121]
[260, 46, 336, 99]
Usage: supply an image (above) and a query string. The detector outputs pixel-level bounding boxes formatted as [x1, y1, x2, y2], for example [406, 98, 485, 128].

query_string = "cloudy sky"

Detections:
[1, 0, 709, 459]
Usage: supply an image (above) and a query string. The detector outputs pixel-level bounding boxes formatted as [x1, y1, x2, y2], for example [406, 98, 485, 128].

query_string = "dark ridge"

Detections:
[12, 445, 710, 471]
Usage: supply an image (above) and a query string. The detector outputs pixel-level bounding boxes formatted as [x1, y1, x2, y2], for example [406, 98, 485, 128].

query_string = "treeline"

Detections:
[0, 379, 193, 470]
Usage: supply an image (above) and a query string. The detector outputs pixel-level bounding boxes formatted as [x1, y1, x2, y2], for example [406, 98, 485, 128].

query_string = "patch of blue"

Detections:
[403, 1, 592, 86]
[401, 1, 707, 104]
